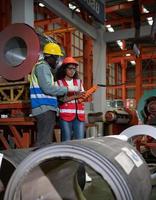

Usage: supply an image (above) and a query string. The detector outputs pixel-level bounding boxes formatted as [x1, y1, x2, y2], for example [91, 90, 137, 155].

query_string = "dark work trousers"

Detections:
[35, 110, 56, 147]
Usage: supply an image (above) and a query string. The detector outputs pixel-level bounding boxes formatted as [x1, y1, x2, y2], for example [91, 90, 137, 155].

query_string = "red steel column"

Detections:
[135, 55, 142, 103]
[114, 63, 119, 98]
[64, 23, 72, 56]
[121, 59, 127, 101]
[0, 0, 11, 31]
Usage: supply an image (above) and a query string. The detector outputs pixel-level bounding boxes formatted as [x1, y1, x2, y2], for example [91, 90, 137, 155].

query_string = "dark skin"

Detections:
[44, 54, 58, 69]
[44, 54, 60, 81]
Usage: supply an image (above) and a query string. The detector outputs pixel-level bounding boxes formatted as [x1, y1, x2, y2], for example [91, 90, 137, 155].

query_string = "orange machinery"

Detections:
[104, 94, 156, 156]
[134, 90, 156, 154]
[104, 99, 138, 135]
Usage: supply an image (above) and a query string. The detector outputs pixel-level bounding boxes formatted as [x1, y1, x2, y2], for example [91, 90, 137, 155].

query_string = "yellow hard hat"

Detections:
[43, 42, 63, 56]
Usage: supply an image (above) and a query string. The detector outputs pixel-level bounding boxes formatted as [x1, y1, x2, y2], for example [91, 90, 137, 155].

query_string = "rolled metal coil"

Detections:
[0, 148, 32, 199]
[4, 137, 151, 200]
[0, 23, 40, 80]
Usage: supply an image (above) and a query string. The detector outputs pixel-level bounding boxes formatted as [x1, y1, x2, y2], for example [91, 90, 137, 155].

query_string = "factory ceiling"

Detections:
[34, 0, 156, 56]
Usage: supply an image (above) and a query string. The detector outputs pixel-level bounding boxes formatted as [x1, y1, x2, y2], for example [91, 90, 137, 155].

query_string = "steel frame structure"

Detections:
[0, 0, 156, 149]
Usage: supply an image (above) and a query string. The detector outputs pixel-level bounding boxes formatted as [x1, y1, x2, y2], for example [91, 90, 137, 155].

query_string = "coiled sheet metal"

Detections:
[0, 23, 40, 80]
[3, 137, 151, 200]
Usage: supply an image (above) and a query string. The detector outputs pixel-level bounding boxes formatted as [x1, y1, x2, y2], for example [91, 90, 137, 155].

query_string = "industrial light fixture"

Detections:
[38, 2, 45, 7]
[130, 60, 136, 65]
[68, 3, 80, 13]
[142, 6, 149, 13]
[117, 40, 124, 50]
[106, 24, 114, 32]
[142, 5, 153, 25]
[147, 17, 153, 26]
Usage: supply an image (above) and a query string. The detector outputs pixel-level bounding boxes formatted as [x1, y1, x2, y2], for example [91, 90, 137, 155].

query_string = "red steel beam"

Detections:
[34, 18, 64, 27]
[106, 83, 156, 89]
[108, 46, 156, 58]
[106, 12, 155, 26]
[108, 53, 156, 64]
[0, 134, 10, 149]
[9, 125, 24, 148]
[141, 0, 156, 4]
[105, 2, 132, 13]
[106, 0, 155, 14]
[0, 103, 30, 109]
[0, 117, 35, 125]
[44, 27, 76, 35]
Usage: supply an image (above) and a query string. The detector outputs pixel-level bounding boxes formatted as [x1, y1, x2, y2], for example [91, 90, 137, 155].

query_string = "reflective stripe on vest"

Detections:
[57, 79, 85, 122]
[30, 61, 57, 109]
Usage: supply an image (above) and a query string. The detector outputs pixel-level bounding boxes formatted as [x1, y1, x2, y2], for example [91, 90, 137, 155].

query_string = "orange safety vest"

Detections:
[57, 79, 85, 122]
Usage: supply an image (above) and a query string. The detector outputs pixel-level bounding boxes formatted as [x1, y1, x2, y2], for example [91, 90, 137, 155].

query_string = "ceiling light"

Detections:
[106, 24, 114, 32]
[106, 25, 111, 28]
[76, 8, 80, 13]
[117, 40, 124, 50]
[126, 53, 131, 56]
[142, 6, 149, 13]
[130, 60, 136, 65]
[39, 3, 45, 7]
[127, 0, 134, 2]
[142, 6, 153, 25]
[69, 3, 76, 10]
[69, 3, 80, 12]
[108, 27, 114, 32]
[147, 17, 153, 25]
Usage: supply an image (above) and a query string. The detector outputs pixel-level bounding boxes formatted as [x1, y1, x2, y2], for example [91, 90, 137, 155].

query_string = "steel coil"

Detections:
[0, 23, 40, 80]
[3, 137, 151, 200]
[0, 148, 32, 199]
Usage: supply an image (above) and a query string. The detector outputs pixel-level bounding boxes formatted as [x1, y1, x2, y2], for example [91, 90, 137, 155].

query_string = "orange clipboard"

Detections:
[78, 85, 98, 102]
